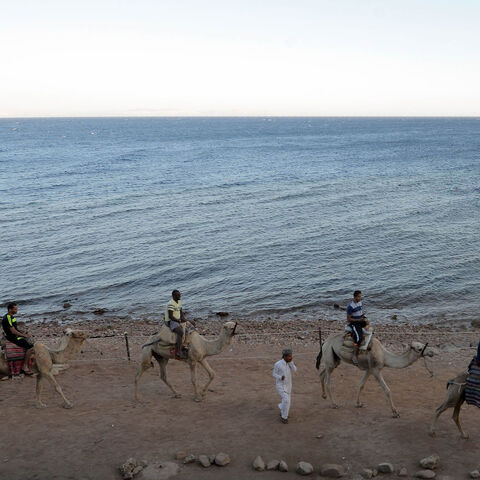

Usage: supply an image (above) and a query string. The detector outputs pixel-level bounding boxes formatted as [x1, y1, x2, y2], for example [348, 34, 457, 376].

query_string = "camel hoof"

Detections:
[355, 403, 364, 408]
[392, 411, 400, 418]
[321, 394, 327, 400]
[194, 397, 202, 403]
[63, 403, 73, 409]
[461, 434, 469, 440]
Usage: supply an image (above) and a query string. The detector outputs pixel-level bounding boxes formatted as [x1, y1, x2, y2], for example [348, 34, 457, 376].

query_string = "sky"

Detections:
[1, 0, 479, 117]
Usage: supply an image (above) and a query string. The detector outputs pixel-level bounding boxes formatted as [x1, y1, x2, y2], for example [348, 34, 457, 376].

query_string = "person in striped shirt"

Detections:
[347, 290, 369, 366]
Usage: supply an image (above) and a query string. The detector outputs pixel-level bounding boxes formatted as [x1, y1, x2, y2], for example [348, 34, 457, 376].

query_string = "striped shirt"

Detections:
[347, 300, 364, 321]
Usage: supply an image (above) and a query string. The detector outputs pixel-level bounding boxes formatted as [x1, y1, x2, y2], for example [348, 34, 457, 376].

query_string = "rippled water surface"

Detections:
[1, 117, 479, 324]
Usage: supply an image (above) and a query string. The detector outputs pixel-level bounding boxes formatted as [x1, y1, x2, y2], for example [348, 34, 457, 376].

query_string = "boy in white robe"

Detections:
[273, 348, 297, 423]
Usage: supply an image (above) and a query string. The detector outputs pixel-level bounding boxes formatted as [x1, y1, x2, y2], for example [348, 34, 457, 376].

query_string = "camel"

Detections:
[135, 321, 237, 402]
[316, 331, 435, 417]
[1, 328, 88, 408]
[429, 371, 469, 439]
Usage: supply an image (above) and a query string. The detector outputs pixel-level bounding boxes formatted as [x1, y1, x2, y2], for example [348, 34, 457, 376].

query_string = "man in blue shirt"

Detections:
[347, 290, 369, 366]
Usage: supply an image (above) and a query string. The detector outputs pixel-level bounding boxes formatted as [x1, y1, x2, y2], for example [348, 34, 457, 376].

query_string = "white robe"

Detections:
[273, 359, 297, 419]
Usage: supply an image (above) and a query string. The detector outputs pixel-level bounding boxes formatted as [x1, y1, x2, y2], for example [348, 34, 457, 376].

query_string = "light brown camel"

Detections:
[429, 371, 469, 439]
[135, 321, 237, 402]
[316, 332, 435, 417]
[1, 328, 88, 408]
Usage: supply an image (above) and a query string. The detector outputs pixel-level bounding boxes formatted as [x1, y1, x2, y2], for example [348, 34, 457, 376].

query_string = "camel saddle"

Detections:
[342, 325, 374, 352]
[155, 322, 190, 347]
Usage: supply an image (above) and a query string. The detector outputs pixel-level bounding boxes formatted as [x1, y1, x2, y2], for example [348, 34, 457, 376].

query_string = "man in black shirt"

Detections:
[2, 302, 34, 374]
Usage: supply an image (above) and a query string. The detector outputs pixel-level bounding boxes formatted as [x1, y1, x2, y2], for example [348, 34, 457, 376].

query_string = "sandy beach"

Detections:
[1, 317, 479, 480]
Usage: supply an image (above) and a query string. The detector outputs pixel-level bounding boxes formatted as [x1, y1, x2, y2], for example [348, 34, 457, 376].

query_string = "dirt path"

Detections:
[1, 341, 479, 480]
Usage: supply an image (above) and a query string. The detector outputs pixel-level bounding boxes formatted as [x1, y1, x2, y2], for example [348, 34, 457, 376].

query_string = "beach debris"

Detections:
[266, 460, 280, 471]
[296, 461, 314, 475]
[216, 311, 229, 317]
[182, 454, 196, 464]
[319, 463, 345, 477]
[377, 463, 394, 473]
[198, 455, 211, 468]
[214, 453, 230, 466]
[279, 460, 289, 472]
[253, 456, 265, 471]
[420, 454, 440, 470]
[398, 467, 409, 477]
[414, 470, 436, 479]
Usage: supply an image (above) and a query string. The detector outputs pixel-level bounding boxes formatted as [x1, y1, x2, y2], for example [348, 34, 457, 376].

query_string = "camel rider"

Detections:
[347, 290, 369, 366]
[165, 290, 188, 359]
[2, 302, 34, 375]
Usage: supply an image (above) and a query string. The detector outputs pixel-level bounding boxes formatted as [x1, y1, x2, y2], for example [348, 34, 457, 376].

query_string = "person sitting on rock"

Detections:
[165, 290, 188, 359]
[347, 290, 369, 366]
[2, 302, 34, 375]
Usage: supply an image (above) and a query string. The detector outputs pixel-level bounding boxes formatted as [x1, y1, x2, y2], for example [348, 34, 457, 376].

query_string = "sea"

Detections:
[1, 117, 479, 326]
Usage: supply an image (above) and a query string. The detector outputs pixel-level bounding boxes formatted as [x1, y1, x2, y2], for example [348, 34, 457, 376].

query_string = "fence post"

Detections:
[124, 332, 131, 361]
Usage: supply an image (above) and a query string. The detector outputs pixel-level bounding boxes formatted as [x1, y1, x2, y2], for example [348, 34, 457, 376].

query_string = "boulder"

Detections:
[198, 455, 211, 468]
[216, 312, 229, 317]
[320, 464, 345, 477]
[214, 453, 230, 466]
[420, 454, 440, 470]
[266, 460, 280, 471]
[296, 461, 314, 475]
[470, 471, 480, 479]
[252, 456, 265, 471]
[377, 463, 394, 474]
[398, 467, 409, 477]
[279, 460, 289, 472]
[415, 470, 436, 479]
[182, 455, 196, 465]
[208, 455, 216, 464]
[120, 458, 137, 478]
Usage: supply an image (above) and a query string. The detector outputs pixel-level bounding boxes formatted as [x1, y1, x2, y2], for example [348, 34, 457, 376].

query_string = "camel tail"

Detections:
[315, 327, 323, 370]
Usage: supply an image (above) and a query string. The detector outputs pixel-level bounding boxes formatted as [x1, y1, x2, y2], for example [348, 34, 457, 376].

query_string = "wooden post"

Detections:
[124, 332, 131, 361]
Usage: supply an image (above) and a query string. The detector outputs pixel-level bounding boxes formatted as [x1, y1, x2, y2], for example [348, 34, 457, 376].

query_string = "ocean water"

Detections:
[1, 117, 479, 325]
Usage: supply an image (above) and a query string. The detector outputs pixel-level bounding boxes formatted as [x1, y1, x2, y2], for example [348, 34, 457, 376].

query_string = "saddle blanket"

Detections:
[465, 362, 480, 408]
[5, 341, 26, 376]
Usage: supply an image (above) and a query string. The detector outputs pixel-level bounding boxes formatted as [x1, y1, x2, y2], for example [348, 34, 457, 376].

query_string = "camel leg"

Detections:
[199, 359, 215, 397]
[429, 398, 451, 437]
[452, 397, 468, 439]
[319, 366, 327, 399]
[45, 372, 73, 409]
[134, 347, 154, 402]
[355, 371, 370, 408]
[372, 370, 399, 418]
[157, 357, 181, 398]
[323, 366, 339, 409]
[189, 362, 202, 402]
[36, 375, 47, 408]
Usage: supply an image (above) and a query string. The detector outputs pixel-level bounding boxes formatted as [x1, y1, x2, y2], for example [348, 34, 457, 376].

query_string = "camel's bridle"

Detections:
[232, 322, 238, 335]
[420, 342, 429, 357]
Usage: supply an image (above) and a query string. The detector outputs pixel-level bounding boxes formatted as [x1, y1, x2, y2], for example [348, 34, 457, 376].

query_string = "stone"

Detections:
[320, 464, 345, 477]
[266, 460, 280, 471]
[316, 434, 324, 439]
[377, 463, 394, 474]
[279, 461, 289, 472]
[470, 471, 480, 479]
[471, 319, 480, 329]
[391, 314, 398, 320]
[182, 455, 196, 465]
[208, 454, 216, 464]
[198, 455, 211, 468]
[334, 303, 340, 309]
[252, 456, 265, 471]
[398, 467, 409, 477]
[216, 311, 229, 317]
[174, 452, 187, 461]
[93, 308, 106, 315]
[415, 470, 436, 479]
[132, 466, 144, 476]
[137, 462, 180, 480]
[214, 453, 230, 466]
[360, 468, 374, 479]
[63, 302, 71, 309]
[420, 454, 440, 470]
[296, 461, 314, 475]
[120, 458, 137, 476]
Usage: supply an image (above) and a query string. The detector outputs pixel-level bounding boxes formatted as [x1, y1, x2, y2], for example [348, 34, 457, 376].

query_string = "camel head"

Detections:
[63, 328, 89, 341]
[410, 341, 435, 358]
[221, 321, 238, 344]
